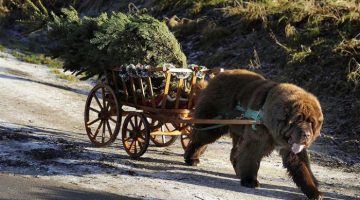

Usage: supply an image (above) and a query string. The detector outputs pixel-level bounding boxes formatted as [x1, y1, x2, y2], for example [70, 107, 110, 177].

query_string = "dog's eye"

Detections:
[289, 114, 302, 125]
[295, 114, 303, 122]
[306, 118, 316, 128]
[306, 118, 313, 123]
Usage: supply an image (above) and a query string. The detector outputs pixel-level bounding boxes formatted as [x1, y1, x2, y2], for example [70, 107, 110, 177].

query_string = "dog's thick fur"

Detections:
[184, 69, 324, 199]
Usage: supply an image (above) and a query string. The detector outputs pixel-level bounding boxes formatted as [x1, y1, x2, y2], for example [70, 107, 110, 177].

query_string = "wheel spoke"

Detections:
[164, 123, 170, 131]
[133, 141, 138, 154]
[134, 116, 138, 127]
[93, 93, 103, 110]
[123, 137, 131, 142]
[129, 139, 136, 150]
[139, 120, 143, 129]
[162, 135, 166, 143]
[150, 120, 158, 127]
[92, 120, 103, 139]
[126, 128, 134, 135]
[139, 135, 146, 142]
[102, 120, 106, 143]
[89, 107, 100, 113]
[103, 101, 108, 112]
[129, 119, 135, 129]
[106, 120, 113, 136]
[106, 101, 111, 112]
[105, 97, 112, 111]
[109, 117, 117, 124]
[102, 87, 106, 109]
[138, 136, 144, 143]
[87, 118, 100, 126]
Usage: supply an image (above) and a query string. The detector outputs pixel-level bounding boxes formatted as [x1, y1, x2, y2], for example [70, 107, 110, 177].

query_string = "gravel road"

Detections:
[0, 51, 359, 200]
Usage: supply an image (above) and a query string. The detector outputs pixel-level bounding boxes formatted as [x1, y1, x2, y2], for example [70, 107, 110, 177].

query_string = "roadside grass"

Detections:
[50, 68, 78, 82]
[0, 28, 76, 81]
[222, 0, 360, 64]
[11, 51, 63, 68]
[58, 72, 78, 82]
[156, 0, 231, 16]
[160, 0, 360, 95]
[10, 50, 78, 82]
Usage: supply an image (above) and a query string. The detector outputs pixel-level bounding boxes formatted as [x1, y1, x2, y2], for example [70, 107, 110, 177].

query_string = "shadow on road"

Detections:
[0, 174, 138, 200]
[0, 123, 357, 200]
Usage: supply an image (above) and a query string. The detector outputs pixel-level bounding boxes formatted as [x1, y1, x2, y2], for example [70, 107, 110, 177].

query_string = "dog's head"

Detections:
[263, 84, 323, 154]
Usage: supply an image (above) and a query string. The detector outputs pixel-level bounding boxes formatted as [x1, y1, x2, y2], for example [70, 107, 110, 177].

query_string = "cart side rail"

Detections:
[109, 66, 223, 110]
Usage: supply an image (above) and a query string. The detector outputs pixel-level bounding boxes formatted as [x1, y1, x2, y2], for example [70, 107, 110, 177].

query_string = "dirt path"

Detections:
[0, 51, 359, 200]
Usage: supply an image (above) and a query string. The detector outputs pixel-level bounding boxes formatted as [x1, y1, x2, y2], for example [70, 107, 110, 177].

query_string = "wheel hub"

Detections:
[98, 109, 109, 120]
[129, 128, 143, 139]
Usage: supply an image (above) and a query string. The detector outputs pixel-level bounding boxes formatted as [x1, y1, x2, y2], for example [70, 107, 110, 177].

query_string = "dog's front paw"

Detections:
[185, 158, 200, 166]
[306, 191, 323, 200]
[241, 178, 260, 188]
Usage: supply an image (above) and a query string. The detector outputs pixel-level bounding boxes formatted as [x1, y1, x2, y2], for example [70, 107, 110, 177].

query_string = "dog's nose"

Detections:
[302, 131, 311, 139]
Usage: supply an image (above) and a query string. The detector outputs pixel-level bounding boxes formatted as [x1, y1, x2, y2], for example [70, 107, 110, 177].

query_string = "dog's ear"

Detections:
[308, 104, 324, 141]
[262, 100, 288, 134]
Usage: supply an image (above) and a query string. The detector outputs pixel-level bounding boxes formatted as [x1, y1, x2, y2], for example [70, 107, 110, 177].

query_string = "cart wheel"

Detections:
[122, 112, 150, 158]
[149, 120, 178, 147]
[84, 83, 121, 147]
[180, 124, 192, 150]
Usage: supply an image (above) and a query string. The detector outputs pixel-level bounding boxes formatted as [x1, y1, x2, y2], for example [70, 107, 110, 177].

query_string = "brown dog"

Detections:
[184, 69, 323, 199]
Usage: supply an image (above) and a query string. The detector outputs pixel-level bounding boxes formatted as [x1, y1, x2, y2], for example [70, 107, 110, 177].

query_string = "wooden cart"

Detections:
[84, 66, 261, 158]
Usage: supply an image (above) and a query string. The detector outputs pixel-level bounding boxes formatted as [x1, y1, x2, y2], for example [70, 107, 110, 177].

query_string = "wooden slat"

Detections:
[175, 79, 184, 109]
[147, 66, 166, 73]
[167, 68, 193, 73]
[187, 75, 197, 109]
[112, 66, 167, 73]
[104, 70, 109, 84]
[151, 114, 262, 125]
[130, 77, 137, 105]
[121, 77, 129, 103]
[150, 130, 182, 136]
[122, 102, 192, 114]
[145, 77, 156, 108]
[190, 119, 262, 125]
[161, 71, 172, 109]
[111, 71, 119, 93]
[138, 78, 146, 105]
[110, 67, 224, 74]
[199, 77, 205, 87]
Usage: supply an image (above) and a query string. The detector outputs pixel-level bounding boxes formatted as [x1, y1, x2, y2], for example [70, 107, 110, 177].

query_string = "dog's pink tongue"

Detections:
[291, 143, 305, 154]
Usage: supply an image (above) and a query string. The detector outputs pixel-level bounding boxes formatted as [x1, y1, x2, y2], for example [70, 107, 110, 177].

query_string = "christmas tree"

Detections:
[48, 7, 187, 80]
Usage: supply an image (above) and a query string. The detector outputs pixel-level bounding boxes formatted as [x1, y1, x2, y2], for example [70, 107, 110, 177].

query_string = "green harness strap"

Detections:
[193, 102, 263, 131]
[235, 102, 263, 130]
